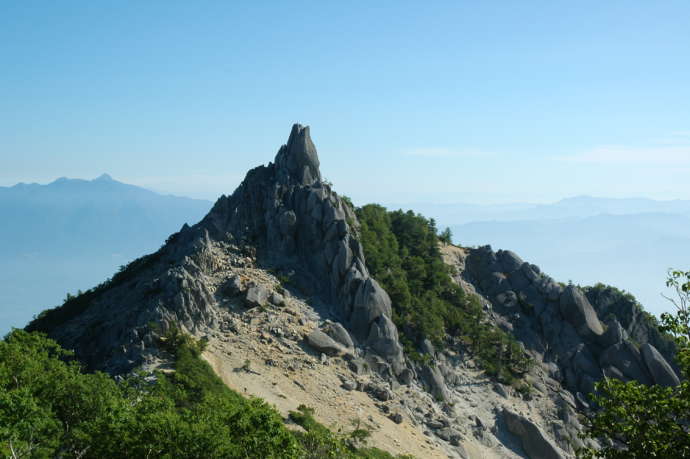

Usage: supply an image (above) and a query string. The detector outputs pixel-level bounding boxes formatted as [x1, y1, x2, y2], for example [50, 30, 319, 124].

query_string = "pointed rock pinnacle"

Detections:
[275, 123, 322, 186]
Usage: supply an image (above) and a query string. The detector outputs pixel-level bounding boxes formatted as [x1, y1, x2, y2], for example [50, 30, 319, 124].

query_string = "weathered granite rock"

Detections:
[202, 124, 405, 375]
[245, 285, 269, 307]
[599, 341, 652, 385]
[389, 412, 403, 424]
[324, 321, 354, 350]
[503, 409, 565, 459]
[598, 318, 627, 348]
[641, 343, 680, 387]
[274, 124, 321, 186]
[497, 250, 524, 273]
[585, 284, 678, 371]
[559, 286, 604, 339]
[420, 364, 450, 402]
[306, 329, 346, 356]
[436, 427, 462, 446]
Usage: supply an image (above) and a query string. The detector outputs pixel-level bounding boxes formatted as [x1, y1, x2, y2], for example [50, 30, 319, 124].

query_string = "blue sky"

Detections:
[2, 1, 689, 204]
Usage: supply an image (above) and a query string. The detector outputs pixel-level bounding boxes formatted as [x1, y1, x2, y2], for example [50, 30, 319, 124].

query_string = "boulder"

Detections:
[599, 341, 652, 385]
[306, 329, 346, 356]
[270, 291, 286, 307]
[350, 278, 393, 337]
[641, 343, 680, 387]
[521, 262, 541, 283]
[571, 345, 601, 378]
[365, 382, 393, 401]
[367, 316, 404, 370]
[389, 412, 403, 424]
[503, 409, 565, 459]
[245, 285, 269, 307]
[598, 318, 627, 348]
[496, 290, 518, 308]
[559, 286, 604, 339]
[497, 250, 524, 273]
[224, 276, 245, 295]
[323, 321, 354, 350]
[420, 364, 450, 402]
[436, 427, 462, 446]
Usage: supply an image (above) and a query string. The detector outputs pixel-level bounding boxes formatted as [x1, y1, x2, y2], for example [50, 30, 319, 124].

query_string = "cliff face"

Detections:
[462, 245, 680, 399]
[28, 124, 404, 376]
[201, 124, 405, 375]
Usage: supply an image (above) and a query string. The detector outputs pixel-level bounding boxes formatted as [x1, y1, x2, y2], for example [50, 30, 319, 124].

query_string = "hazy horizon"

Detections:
[1, 172, 686, 335]
[5, 172, 690, 208]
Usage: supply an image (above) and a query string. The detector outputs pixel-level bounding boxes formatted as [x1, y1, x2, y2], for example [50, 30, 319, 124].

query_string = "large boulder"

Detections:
[641, 343, 680, 387]
[598, 318, 627, 348]
[497, 250, 524, 273]
[323, 321, 354, 350]
[245, 285, 269, 307]
[350, 278, 393, 339]
[503, 409, 565, 459]
[599, 341, 652, 385]
[420, 364, 451, 402]
[306, 329, 347, 356]
[559, 286, 604, 339]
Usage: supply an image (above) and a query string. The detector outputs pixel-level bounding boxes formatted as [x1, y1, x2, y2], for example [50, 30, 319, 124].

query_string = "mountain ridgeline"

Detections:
[28, 124, 405, 377]
[21, 124, 682, 458]
[0, 174, 211, 333]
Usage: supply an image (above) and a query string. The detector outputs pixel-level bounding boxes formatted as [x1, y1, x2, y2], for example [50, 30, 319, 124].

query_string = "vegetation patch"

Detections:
[356, 204, 531, 383]
[0, 327, 411, 458]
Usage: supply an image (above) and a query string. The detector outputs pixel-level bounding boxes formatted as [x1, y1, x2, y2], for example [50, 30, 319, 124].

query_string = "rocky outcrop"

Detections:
[306, 329, 349, 356]
[641, 343, 680, 387]
[503, 409, 565, 459]
[420, 364, 451, 402]
[599, 342, 652, 384]
[201, 124, 404, 375]
[463, 244, 679, 402]
[585, 284, 678, 370]
[323, 321, 355, 351]
[559, 286, 604, 340]
[29, 124, 405, 377]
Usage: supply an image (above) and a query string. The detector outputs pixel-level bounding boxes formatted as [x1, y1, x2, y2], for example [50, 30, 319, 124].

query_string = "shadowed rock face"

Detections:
[464, 244, 680, 402]
[559, 286, 604, 340]
[274, 124, 321, 186]
[203, 123, 404, 374]
[503, 409, 565, 459]
[641, 343, 680, 387]
[31, 124, 404, 377]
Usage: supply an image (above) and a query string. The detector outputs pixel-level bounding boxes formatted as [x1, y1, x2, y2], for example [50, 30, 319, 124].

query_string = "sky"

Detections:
[2, 1, 690, 205]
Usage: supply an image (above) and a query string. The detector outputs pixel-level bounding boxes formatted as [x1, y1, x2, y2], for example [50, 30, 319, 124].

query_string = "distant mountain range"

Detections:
[391, 197, 690, 317]
[0, 174, 211, 333]
[393, 195, 690, 225]
[2, 175, 687, 334]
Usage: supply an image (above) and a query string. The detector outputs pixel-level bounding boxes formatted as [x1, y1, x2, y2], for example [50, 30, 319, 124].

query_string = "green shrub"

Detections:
[288, 405, 412, 459]
[356, 204, 531, 382]
[1, 329, 410, 459]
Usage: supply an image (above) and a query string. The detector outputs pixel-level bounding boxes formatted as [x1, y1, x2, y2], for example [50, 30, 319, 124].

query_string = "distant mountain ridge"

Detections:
[394, 195, 690, 226]
[0, 174, 211, 257]
[0, 175, 211, 332]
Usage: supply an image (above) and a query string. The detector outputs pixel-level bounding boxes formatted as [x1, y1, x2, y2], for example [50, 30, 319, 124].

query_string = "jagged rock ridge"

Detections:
[28, 124, 404, 376]
[463, 245, 680, 401]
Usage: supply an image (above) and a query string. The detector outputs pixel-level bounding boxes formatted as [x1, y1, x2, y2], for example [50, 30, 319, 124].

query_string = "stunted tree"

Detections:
[439, 227, 453, 244]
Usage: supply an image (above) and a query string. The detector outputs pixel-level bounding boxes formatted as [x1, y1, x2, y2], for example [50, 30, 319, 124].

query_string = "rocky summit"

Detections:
[27, 124, 681, 459]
